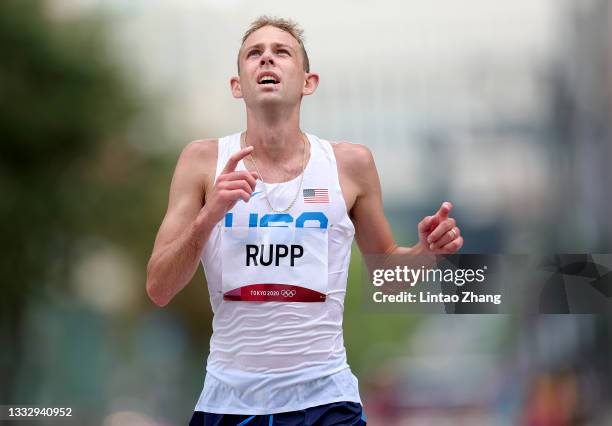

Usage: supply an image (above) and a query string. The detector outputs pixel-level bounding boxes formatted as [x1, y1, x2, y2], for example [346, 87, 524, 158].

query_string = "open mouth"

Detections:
[258, 74, 280, 85]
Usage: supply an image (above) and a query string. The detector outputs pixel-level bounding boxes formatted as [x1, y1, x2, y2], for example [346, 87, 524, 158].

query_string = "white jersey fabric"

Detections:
[195, 132, 361, 415]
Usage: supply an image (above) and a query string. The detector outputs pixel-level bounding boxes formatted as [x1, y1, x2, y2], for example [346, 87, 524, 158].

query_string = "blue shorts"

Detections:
[189, 401, 367, 426]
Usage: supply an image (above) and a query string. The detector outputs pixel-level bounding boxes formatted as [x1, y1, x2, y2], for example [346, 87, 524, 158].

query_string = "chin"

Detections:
[252, 94, 288, 106]
[245, 91, 299, 109]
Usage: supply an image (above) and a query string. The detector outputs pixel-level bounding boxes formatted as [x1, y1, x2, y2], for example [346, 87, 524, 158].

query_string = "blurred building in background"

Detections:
[552, 0, 612, 253]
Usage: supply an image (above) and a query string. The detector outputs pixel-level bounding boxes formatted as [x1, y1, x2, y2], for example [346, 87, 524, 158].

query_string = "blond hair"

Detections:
[237, 16, 310, 73]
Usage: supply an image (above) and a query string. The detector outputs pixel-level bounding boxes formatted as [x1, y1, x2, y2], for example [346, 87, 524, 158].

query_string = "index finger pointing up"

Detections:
[426, 202, 453, 233]
[222, 146, 254, 174]
[435, 201, 453, 220]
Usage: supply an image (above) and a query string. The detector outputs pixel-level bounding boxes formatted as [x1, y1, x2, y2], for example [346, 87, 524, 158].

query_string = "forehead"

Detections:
[242, 25, 300, 51]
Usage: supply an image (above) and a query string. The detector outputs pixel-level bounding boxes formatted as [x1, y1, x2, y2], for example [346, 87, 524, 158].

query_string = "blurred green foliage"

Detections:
[0, 0, 166, 403]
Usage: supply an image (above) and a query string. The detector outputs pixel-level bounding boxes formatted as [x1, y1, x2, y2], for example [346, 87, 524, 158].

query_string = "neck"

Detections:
[244, 103, 303, 162]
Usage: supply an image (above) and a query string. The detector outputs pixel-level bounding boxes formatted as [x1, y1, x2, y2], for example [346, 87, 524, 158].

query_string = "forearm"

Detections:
[146, 212, 215, 306]
[391, 243, 424, 256]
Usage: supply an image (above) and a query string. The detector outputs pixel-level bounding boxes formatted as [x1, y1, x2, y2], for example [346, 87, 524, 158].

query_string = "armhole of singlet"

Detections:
[213, 133, 241, 181]
[318, 138, 355, 228]
[213, 137, 226, 182]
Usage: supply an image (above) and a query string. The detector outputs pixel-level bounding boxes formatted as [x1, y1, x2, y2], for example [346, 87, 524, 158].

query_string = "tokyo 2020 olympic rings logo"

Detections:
[281, 289, 296, 297]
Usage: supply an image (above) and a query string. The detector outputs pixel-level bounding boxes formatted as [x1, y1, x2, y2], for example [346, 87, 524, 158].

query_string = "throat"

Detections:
[247, 150, 308, 183]
[243, 133, 310, 184]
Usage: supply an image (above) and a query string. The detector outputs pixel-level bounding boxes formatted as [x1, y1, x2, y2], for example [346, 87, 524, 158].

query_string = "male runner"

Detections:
[146, 16, 463, 426]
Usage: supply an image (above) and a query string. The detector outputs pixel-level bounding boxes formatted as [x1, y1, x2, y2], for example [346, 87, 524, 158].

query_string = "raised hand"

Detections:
[417, 201, 463, 254]
[202, 146, 259, 224]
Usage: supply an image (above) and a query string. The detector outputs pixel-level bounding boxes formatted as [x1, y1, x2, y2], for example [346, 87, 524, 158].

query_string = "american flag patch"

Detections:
[304, 188, 329, 203]
[303, 188, 329, 203]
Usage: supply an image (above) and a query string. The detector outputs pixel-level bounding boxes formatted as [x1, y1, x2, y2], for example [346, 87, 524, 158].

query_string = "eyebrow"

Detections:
[243, 42, 296, 54]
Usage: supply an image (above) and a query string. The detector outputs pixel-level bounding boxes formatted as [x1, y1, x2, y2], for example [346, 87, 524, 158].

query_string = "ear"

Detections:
[230, 76, 243, 98]
[302, 72, 319, 96]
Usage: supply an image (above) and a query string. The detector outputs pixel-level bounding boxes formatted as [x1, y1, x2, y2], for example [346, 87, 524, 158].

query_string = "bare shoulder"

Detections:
[332, 141, 376, 181]
[332, 141, 373, 162]
[331, 141, 378, 207]
[178, 138, 218, 169]
[180, 138, 218, 162]
[174, 138, 219, 191]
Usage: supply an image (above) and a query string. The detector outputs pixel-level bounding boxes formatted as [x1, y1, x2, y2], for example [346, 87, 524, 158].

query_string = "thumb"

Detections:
[436, 201, 453, 220]
[426, 202, 453, 233]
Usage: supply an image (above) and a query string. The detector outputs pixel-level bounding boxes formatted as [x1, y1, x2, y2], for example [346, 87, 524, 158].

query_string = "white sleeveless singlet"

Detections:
[195, 132, 361, 414]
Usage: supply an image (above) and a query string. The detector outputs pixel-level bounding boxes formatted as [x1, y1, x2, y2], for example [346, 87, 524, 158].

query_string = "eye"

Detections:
[247, 50, 260, 58]
[277, 49, 290, 56]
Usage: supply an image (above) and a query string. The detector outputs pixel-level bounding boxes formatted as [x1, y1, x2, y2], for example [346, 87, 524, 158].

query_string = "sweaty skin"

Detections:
[146, 25, 463, 306]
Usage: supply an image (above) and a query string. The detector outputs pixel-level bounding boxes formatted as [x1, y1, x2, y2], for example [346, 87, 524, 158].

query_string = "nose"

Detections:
[259, 49, 274, 66]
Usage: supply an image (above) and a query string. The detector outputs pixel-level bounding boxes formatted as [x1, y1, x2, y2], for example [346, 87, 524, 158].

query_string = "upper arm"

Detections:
[150, 139, 217, 258]
[334, 142, 397, 255]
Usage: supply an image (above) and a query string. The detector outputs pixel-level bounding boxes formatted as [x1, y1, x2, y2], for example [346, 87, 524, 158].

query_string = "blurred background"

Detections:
[1, 0, 611, 424]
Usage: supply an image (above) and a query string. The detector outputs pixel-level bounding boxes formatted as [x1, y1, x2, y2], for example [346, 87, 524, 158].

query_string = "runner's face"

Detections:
[233, 26, 309, 106]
